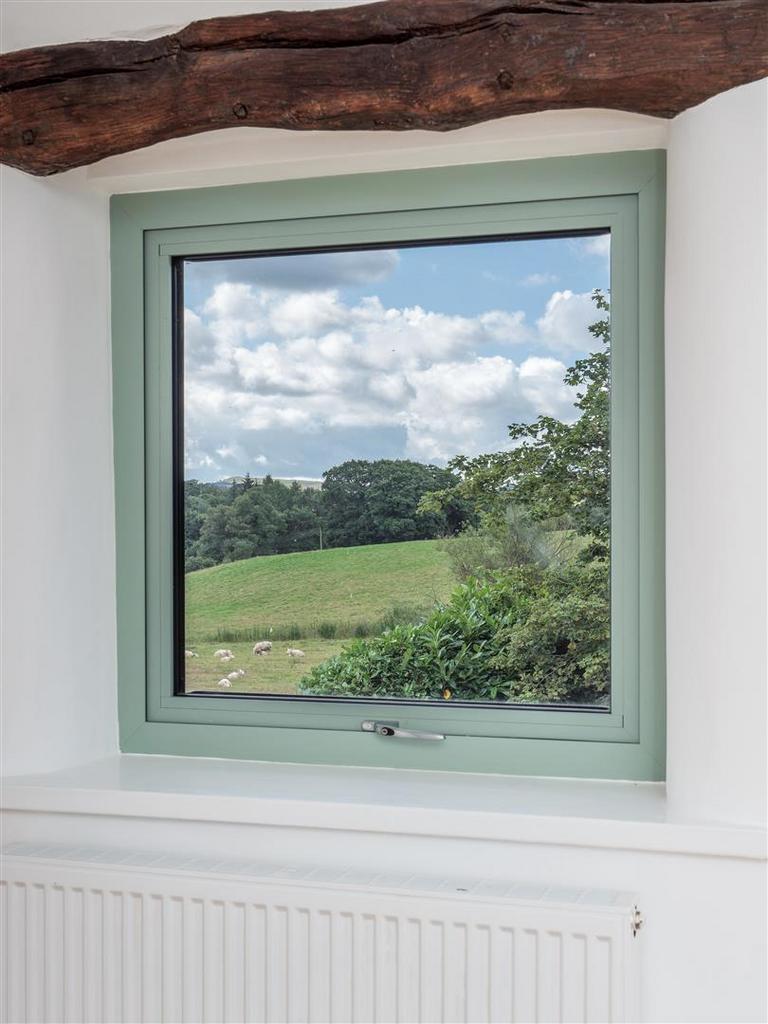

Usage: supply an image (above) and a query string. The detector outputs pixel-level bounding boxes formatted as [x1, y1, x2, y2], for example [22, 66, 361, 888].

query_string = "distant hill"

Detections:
[208, 475, 323, 490]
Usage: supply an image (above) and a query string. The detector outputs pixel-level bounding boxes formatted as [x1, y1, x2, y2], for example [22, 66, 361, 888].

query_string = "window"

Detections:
[112, 151, 665, 778]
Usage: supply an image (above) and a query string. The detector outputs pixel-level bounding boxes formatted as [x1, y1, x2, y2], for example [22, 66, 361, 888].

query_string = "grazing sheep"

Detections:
[252, 641, 273, 656]
[184, 650, 198, 658]
[217, 678, 232, 688]
[213, 649, 234, 660]
[227, 669, 246, 681]
[286, 647, 306, 659]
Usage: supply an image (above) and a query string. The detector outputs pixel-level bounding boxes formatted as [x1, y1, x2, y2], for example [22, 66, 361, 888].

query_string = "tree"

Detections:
[189, 477, 324, 566]
[422, 290, 610, 547]
[321, 459, 474, 548]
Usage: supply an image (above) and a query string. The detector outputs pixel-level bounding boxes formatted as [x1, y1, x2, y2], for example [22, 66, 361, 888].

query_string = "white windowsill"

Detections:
[1, 754, 765, 861]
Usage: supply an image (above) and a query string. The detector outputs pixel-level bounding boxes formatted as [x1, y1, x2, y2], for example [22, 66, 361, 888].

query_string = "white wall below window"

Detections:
[0, 3, 766, 1021]
[3, 755, 767, 1024]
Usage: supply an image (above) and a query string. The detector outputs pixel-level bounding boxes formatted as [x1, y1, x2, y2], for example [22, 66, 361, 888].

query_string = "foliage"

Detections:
[299, 575, 523, 701]
[491, 557, 610, 705]
[185, 475, 325, 571]
[300, 557, 609, 704]
[439, 506, 570, 582]
[185, 459, 475, 571]
[320, 458, 474, 549]
[421, 290, 611, 546]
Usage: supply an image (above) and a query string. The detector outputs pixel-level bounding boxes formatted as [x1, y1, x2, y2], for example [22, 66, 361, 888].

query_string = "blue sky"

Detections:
[183, 233, 609, 482]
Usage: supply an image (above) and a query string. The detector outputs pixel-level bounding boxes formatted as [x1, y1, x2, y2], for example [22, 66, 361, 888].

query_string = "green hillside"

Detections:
[185, 538, 453, 640]
[184, 539, 455, 695]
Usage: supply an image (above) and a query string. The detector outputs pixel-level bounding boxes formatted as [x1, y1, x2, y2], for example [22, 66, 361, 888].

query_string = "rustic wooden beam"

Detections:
[1, 0, 766, 176]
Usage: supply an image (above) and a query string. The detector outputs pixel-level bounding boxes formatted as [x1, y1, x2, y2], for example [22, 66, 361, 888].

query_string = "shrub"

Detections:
[299, 559, 609, 705]
[299, 575, 526, 702]
[439, 507, 565, 583]
[492, 558, 610, 705]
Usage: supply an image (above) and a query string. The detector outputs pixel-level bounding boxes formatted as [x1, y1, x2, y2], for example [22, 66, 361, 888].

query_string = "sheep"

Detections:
[213, 649, 234, 660]
[252, 641, 273, 656]
[227, 669, 246, 681]
[286, 647, 306, 659]
[220, 654, 235, 663]
[217, 678, 232, 688]
[184, 650, 198, 658]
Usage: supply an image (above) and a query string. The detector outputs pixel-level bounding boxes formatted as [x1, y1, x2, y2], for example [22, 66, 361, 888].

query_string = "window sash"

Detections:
[112, 152, 665, 778]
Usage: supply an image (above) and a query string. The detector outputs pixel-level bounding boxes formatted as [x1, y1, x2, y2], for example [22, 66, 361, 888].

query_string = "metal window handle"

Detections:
[361, 720, 445, 742]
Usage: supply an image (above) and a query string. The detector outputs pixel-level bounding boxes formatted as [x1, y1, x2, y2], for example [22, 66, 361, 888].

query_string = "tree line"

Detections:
[184, 460, 475, 572]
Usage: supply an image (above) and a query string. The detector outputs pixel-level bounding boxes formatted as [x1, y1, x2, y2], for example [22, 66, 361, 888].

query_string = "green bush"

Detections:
[299, 575, 525, 702]
[299, 560, 609, 705]
[492, 558, 610, 705]
[439, 507, 561, 582]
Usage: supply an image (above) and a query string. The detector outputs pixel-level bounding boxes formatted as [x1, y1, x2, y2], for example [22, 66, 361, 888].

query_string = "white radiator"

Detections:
[1, 843, 640, 1024]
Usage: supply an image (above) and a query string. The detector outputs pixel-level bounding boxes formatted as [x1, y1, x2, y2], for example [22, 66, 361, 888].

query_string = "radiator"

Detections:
[1, 843, 640, 1024]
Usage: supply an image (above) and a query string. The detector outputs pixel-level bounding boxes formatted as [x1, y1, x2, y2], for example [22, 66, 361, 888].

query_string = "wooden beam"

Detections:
[1, 0, 766, 176]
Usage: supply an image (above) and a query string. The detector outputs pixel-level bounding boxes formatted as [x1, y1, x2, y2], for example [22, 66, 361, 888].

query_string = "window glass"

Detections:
[179, 233, 611, 706]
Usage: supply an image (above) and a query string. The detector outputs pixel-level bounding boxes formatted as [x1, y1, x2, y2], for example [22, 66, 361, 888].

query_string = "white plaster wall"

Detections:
[0, 3, 766, 1020]
[665, 79, 768, 827]
[0, 167, 117, 775]
[0, 0, 670, 778]
[4, 805, 767, 1024]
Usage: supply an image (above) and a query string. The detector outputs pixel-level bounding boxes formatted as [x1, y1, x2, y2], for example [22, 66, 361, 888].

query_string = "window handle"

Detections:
[361, 720, 445, 742]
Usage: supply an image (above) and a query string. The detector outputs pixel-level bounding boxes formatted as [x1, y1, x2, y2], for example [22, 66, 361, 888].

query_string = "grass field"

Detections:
[183, 639, 344, 695]
[184, 539, 454, 694]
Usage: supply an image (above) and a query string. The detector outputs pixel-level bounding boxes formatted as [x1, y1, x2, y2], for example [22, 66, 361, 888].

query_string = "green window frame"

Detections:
[112, 150, 666, 779]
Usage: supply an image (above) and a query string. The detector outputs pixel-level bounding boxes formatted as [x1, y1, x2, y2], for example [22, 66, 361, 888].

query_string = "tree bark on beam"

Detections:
[1, 0, 766, 176]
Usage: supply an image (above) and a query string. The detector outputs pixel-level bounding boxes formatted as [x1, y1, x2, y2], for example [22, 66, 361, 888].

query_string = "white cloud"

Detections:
[518, 356, 578, 415]
[183, 283, 597, 478]
[579, 234, 611, 259]
[536, 290, 598, 352]
[519, 272, 559, 287]
[269, 290, 347, 338]
[184, 309, 218, 367]
[188, 248, 400, 294]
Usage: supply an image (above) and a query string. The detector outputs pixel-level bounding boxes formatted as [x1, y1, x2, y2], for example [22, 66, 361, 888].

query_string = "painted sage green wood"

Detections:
[145, 197, 634, 742]
[111, 150, 666, 779]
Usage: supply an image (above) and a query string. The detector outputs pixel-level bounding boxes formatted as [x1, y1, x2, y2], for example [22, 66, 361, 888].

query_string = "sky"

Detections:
[182, 232, 610, 482]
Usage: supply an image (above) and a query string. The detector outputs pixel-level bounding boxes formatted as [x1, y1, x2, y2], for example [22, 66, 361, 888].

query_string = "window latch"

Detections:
[361, 720, 445, 742]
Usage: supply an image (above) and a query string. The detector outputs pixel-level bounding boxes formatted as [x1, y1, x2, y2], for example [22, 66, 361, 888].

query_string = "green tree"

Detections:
[195, 502, 231, 566]
[422, 290, 610, 546]
[321, 458, 474, 548]
[188, 476, 327, 567]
